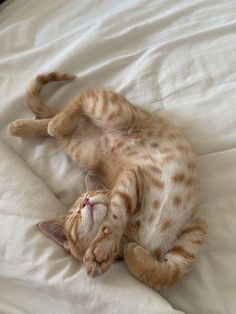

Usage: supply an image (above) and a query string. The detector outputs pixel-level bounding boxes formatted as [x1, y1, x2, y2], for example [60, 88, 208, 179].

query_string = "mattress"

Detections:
[0, 0, 236, 313]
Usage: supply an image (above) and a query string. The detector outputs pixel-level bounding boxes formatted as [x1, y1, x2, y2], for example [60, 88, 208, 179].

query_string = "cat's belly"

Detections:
[126, 184, 197, 255]
[132, 216, 177, 255]
[100, 130, 138, 153]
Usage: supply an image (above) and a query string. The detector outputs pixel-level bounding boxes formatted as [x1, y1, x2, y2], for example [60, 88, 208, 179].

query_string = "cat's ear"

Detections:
[37, 220, 68, 250]
[85, 174, 106, 191]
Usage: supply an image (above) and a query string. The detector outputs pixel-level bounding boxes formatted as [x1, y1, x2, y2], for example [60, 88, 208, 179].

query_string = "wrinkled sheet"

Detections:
[0, 0, 236, 313]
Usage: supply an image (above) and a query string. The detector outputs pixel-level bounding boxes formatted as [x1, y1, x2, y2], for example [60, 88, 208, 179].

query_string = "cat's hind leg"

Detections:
[7, 119, 51, 137]
[124, 216, 207, 289]
[48, 89, 148, 137]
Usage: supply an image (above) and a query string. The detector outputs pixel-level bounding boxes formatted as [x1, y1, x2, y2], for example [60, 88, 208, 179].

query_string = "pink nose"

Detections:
[82, 198, 90, 208]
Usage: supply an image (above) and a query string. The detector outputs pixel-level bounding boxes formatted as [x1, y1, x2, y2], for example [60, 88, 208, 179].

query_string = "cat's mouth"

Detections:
[82, 198, 101, 212]
[81, 197, 108, 231]
[82, 198, 94, 210]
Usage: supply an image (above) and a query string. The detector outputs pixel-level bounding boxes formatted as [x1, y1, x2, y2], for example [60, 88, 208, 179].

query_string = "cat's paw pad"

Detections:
[93, 247, 107, 263]
[7, 120, 25, 136]
[83, 227, 118, 277]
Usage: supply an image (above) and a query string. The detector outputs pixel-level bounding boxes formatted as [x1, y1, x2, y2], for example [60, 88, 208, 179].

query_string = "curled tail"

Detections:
[124, 215, 207, 290]
[27, 72, 76, 119]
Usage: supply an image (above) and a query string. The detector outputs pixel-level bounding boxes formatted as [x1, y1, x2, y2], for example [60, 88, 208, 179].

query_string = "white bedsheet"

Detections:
[0, 0, 235, 313]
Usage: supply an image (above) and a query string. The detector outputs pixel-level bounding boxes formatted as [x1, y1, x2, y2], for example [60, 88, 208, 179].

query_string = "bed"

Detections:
[0, 0, 236, 313]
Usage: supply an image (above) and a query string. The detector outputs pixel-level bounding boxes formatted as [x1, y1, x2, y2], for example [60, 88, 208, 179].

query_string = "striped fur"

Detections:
[27, 71, 76, 118]
[8, 72, 207, 290]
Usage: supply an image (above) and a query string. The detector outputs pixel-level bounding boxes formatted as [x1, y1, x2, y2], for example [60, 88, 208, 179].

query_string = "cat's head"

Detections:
[38, 175, 109, 260]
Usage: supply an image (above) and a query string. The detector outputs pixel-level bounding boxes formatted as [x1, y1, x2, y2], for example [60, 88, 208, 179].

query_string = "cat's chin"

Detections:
[92, 204, 108, 228]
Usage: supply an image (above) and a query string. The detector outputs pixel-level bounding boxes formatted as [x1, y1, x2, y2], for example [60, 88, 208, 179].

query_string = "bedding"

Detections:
[0, 0, 236, 313]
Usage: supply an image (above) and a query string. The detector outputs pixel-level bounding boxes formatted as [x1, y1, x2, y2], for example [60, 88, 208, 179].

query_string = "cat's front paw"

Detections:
[83, 226, 118, 277]
[48, 114, 77, 137]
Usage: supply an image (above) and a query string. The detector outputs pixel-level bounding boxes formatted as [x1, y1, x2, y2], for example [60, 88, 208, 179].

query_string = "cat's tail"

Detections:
[124, 215, 207, 290]
[27, 72, 76, 119]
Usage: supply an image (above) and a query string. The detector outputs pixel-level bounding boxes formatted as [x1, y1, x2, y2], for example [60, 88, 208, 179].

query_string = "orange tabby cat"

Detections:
[8, 72, 207, 289]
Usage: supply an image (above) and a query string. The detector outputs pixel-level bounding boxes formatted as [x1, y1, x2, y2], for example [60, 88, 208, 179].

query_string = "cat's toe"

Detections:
[7, 120, 24, 136]
[83, 250, 109, 278]
[85, 261, 107, 277]
[84, 257, 100, 277]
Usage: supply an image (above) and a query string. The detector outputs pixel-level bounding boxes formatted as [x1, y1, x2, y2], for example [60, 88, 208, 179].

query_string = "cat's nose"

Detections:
[82, 198, 90, 208]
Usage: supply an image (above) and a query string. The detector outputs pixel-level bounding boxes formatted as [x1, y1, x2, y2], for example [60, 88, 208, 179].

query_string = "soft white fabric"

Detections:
[0, 0, 236, 313]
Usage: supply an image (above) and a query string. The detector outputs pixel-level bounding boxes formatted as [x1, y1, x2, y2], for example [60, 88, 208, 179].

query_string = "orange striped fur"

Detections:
[8, 72, 207, 290]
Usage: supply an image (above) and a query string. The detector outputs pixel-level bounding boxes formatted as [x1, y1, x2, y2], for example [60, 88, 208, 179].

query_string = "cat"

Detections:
[7, 72, 207, 290]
